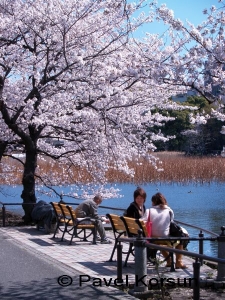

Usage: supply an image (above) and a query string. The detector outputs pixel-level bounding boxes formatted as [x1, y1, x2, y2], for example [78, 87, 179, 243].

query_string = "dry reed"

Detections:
[106, 153, 225, 184]
[1, 152, 225, 185]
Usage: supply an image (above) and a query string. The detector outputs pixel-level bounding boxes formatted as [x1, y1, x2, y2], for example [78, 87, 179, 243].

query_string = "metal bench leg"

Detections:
[109, 243, 117, 261]
[61, 224, 68, 241]
[83, 229, 88, 241]
[69, 227, 75, 245]
[92, 225, 97, 244]
[124, 243, 133, 267]
[53, 221, 60, 238]
[169, 251, 175, 272]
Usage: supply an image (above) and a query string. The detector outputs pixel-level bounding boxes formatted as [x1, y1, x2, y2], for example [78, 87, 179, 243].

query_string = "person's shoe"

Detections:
[175, 263, 187, 269]
[96, 235, 101, 241]
[101, 238, 112, 244]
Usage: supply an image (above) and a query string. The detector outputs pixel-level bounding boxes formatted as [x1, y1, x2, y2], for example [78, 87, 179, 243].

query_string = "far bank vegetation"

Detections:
[1, 152, 225, 185]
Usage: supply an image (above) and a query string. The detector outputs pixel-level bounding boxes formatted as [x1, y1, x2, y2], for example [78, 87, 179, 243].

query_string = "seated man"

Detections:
[75, 195, 112, 244]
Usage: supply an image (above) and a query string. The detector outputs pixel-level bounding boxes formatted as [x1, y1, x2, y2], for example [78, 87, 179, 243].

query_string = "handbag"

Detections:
[169, 212, 189, 249]
[169, 220, 184, 237]
[145, 210, 157, 262]
[169, 211, 183, 237]
[146, 210, 152, 237]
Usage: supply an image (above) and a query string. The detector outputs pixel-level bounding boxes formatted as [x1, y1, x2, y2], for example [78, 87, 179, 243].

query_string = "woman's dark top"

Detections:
[125, 202, 146, 219]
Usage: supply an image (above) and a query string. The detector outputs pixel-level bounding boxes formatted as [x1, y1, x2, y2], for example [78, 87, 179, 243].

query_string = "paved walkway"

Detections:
[0, 225, 223, 299]
[1, 231, 135, 300]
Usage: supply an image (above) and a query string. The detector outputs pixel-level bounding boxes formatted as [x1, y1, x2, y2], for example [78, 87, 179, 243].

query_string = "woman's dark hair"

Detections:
[151, 192, 168, 208]
[133, 187, 147, 203]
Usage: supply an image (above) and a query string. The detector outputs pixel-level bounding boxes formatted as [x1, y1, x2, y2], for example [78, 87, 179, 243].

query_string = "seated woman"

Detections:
[141, 192, 187, 269]
[125, 186, 146, 219]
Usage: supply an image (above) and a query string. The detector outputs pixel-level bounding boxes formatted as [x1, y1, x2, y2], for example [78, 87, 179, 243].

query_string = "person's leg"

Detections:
[95, 219, 112, 244]
[161, 250, 172, 267]
[96, 219, 106, 240]
[147, 248, 157, 264]
[175, 244, 187, 269]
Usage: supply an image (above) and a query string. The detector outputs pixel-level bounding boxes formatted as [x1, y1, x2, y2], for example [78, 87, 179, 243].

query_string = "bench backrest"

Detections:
[58, 203, 72, 220]
[51, 202, 63, 218]
[120, 216, 146, 237]
[66, 205, 77, 222]
[137, 219, 148, 237]
[106, 214, 126, 234]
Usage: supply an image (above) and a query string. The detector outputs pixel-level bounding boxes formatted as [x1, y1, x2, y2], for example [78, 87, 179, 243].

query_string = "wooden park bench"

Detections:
[50, 202, 97, 244]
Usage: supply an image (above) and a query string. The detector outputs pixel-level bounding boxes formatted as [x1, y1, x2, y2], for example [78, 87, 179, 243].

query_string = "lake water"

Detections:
[1, 182, 225, 257]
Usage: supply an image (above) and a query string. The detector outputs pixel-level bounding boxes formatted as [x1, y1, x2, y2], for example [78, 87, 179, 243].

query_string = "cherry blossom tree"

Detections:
[0, 0, 185, 223]
[2, 0, 224, 223]
[151, 0, 225, 125]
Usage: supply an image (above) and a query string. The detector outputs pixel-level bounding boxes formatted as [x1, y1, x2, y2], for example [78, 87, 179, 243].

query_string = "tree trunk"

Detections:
[21, 149, 37, 224]
[0, 141, 7, 161]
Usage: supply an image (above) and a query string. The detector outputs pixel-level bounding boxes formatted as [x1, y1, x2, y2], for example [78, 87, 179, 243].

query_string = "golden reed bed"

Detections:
[107, 152, 225, 184]
[1, 152, 225, 185]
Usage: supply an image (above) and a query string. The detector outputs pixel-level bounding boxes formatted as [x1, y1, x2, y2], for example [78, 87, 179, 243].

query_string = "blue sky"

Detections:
[155, 0, 219, 24]
[135, 0, 221, 36]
